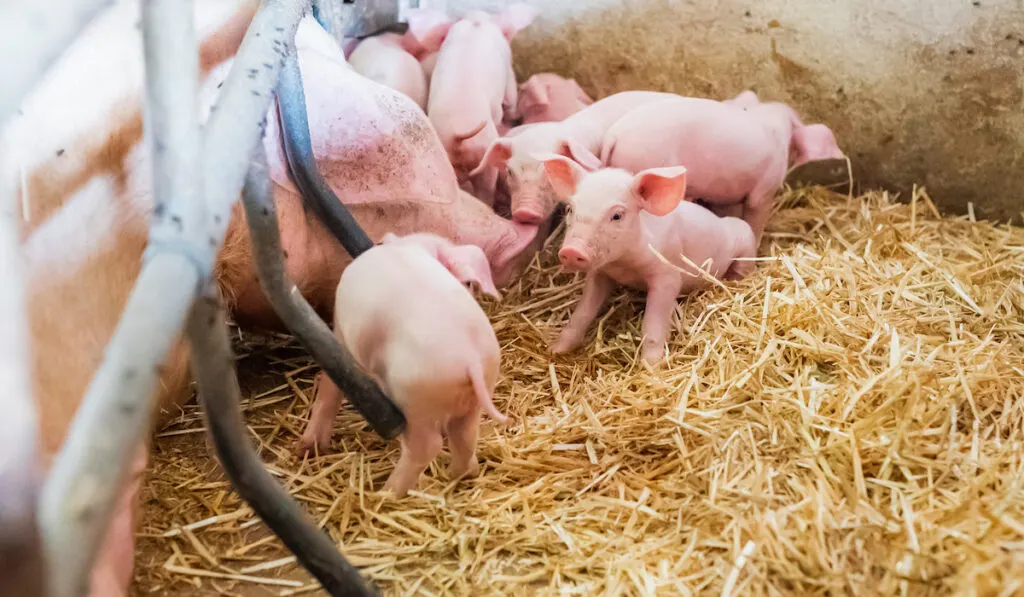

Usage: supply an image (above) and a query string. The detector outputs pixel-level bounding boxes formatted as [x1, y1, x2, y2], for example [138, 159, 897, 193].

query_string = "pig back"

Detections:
[333, 244, 497, 387]
[604, 98, 780, 202]
[256, 41, 459, 208]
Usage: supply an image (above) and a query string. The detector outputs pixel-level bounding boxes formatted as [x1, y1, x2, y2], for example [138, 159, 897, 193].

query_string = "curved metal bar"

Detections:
[275, 47, 374, 258]
[243, 142, 405, 439]
[186, 291, 379, 597]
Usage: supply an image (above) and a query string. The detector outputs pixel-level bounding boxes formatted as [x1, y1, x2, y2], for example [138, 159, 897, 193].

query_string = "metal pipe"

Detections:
[38, 2, 310, 595]
[0, 148, 44, 596]
[186, 290, 379, 597]
[242, 143, 405, 439]
[0, 0, 115, 125]
[38, 1, 204, 595]
[342, 0, 401, 39]
[275, 49, 374, 258]
[311, 0, 349, 44]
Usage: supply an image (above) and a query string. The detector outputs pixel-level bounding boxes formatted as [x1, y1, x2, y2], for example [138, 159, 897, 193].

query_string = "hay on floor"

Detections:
[136, 184, 1024, 596]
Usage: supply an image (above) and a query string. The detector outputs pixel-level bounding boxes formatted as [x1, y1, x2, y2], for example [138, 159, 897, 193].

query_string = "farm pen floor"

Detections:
[133, 185, 1024, 596]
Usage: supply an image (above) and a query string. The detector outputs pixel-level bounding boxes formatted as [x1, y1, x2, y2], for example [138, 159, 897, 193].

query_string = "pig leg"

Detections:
[724, 226, 758, 281]
[552, 272, 616, 354]
[296, 372, 341, 454]
[88, 443, 147, 597]
[640, 277, 684, 365]
[742, 170, 785, 245]
[446, 410, 481, 480]
[383, 422, 443, 498]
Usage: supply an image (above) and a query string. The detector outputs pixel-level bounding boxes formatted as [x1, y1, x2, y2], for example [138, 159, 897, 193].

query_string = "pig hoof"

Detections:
[551, 336, 580, 355]
[294, 432, 333, 457]
[450, 459, 480, 480]
[641, 344, 666, 366]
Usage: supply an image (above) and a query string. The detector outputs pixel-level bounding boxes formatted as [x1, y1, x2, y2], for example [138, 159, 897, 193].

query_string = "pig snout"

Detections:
[558, 244, 591, 271]
[512, 206, 545, 225]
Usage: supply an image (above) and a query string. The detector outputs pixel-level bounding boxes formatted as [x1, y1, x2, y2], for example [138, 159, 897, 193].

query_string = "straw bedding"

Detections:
[135, 184, 1024, 596]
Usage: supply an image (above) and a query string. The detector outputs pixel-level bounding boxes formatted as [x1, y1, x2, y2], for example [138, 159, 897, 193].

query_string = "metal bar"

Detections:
[187, 290, 379, 597]
[311, 0, 349, 44]
[0, 147, 44, 596]
[38, 1, 204, 595]
[276, 49, 374, 258]
[342, 0, 401, 39]
[39, 1, 311, 595]
[242, 143, 405, 439]
[0, 0, 115, 125]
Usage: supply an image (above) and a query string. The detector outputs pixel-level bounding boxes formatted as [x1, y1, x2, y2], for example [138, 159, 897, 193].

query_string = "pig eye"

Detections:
[610, 212, 623, 222]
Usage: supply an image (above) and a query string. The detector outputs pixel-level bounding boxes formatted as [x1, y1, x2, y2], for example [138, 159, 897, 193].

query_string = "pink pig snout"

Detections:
[558, 244, 591, 271]
[512, 206, 545, 225]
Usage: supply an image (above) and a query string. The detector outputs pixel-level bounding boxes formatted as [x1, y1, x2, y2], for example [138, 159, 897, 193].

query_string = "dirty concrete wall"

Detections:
[451, 0, 1024, 223]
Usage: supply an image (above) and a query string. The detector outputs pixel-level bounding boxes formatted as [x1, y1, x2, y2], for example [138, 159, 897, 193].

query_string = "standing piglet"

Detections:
[299, 233, 509, 497]
[536, 155, 756, 365]
[602, 96, 844, 243]
[518, 73, 594, 124]
[347, 33, 429, 109]
[409, 4, 538, 206]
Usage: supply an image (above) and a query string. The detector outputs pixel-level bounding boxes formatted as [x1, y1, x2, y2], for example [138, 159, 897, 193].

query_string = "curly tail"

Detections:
[468, 362, 509, 425]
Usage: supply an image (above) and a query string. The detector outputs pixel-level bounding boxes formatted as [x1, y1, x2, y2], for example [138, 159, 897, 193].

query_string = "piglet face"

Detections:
[476, 136, 601, 225]
[537, 156, 689, 273]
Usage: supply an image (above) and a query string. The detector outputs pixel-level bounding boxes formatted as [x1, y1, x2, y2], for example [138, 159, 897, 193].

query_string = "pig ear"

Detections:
[490, 222, 539, 276]
[631, 166, 688, 216]
[727, 90, 760, 109]
[380, 232, 401, 244]
[495, 3, 538, 41]
[518, 75, 550, 117]
[405, 8, 453, 53]
[469, 138, 513, 177]
[555, 138, 601, 171]
[569, 79, 594, 105]
[790, 123, 844, 167]
[439, 245, 501, 299]
[532, 153, 587, 198]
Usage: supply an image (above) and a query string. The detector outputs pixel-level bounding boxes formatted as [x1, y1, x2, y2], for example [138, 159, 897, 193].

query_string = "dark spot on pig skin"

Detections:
[282, 250, 289, 259]
[56, 149, 65, 157]
[214, 214, 222, 224]
[217, 81, 224, 89]
[965, 48, 975, 55]
[154, 203, 165, 218]
[972, 1, 981, 5]
[248, 68, 258, 79]
[171, 215, 183, 231]
[209, 238, 217, 248]
[251, 90, 261, 97]
[263, 62, 273, 70]
[275, 27, 284, 33]
[744, 10, 751, 17]
[124, 368, 137, 380]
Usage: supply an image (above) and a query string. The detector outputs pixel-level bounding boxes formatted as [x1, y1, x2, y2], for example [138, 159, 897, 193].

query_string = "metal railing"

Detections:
[1, 0, 407, 595]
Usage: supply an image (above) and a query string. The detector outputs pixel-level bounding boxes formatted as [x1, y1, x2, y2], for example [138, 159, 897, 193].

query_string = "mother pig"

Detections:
[7, 4, 537, 595]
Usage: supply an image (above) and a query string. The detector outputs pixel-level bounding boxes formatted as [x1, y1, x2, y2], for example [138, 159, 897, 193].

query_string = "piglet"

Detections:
[470, 90, 676, 224]
[601, 96, 844, 244]
[408, 4, 538, 206]
[347, 33, 429, 109]
[298, 233, 509, 497]
[536, 155, 756, 365]
[518, 73, 594, 124]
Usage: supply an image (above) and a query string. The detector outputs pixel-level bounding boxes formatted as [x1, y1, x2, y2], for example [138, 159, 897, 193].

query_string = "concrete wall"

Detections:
[452, 0, 1024, 223]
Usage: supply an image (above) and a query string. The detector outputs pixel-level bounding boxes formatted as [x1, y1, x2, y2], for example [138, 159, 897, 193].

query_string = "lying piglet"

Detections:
[299, 233, 509, 497]
[601, 96, 844, 244]
[347, 33, 429, 109]
[471, 90, 676, 224]
[518, 73, 594, 124]
[537, 155, 756, 365]
[409, 4, 538, 206]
